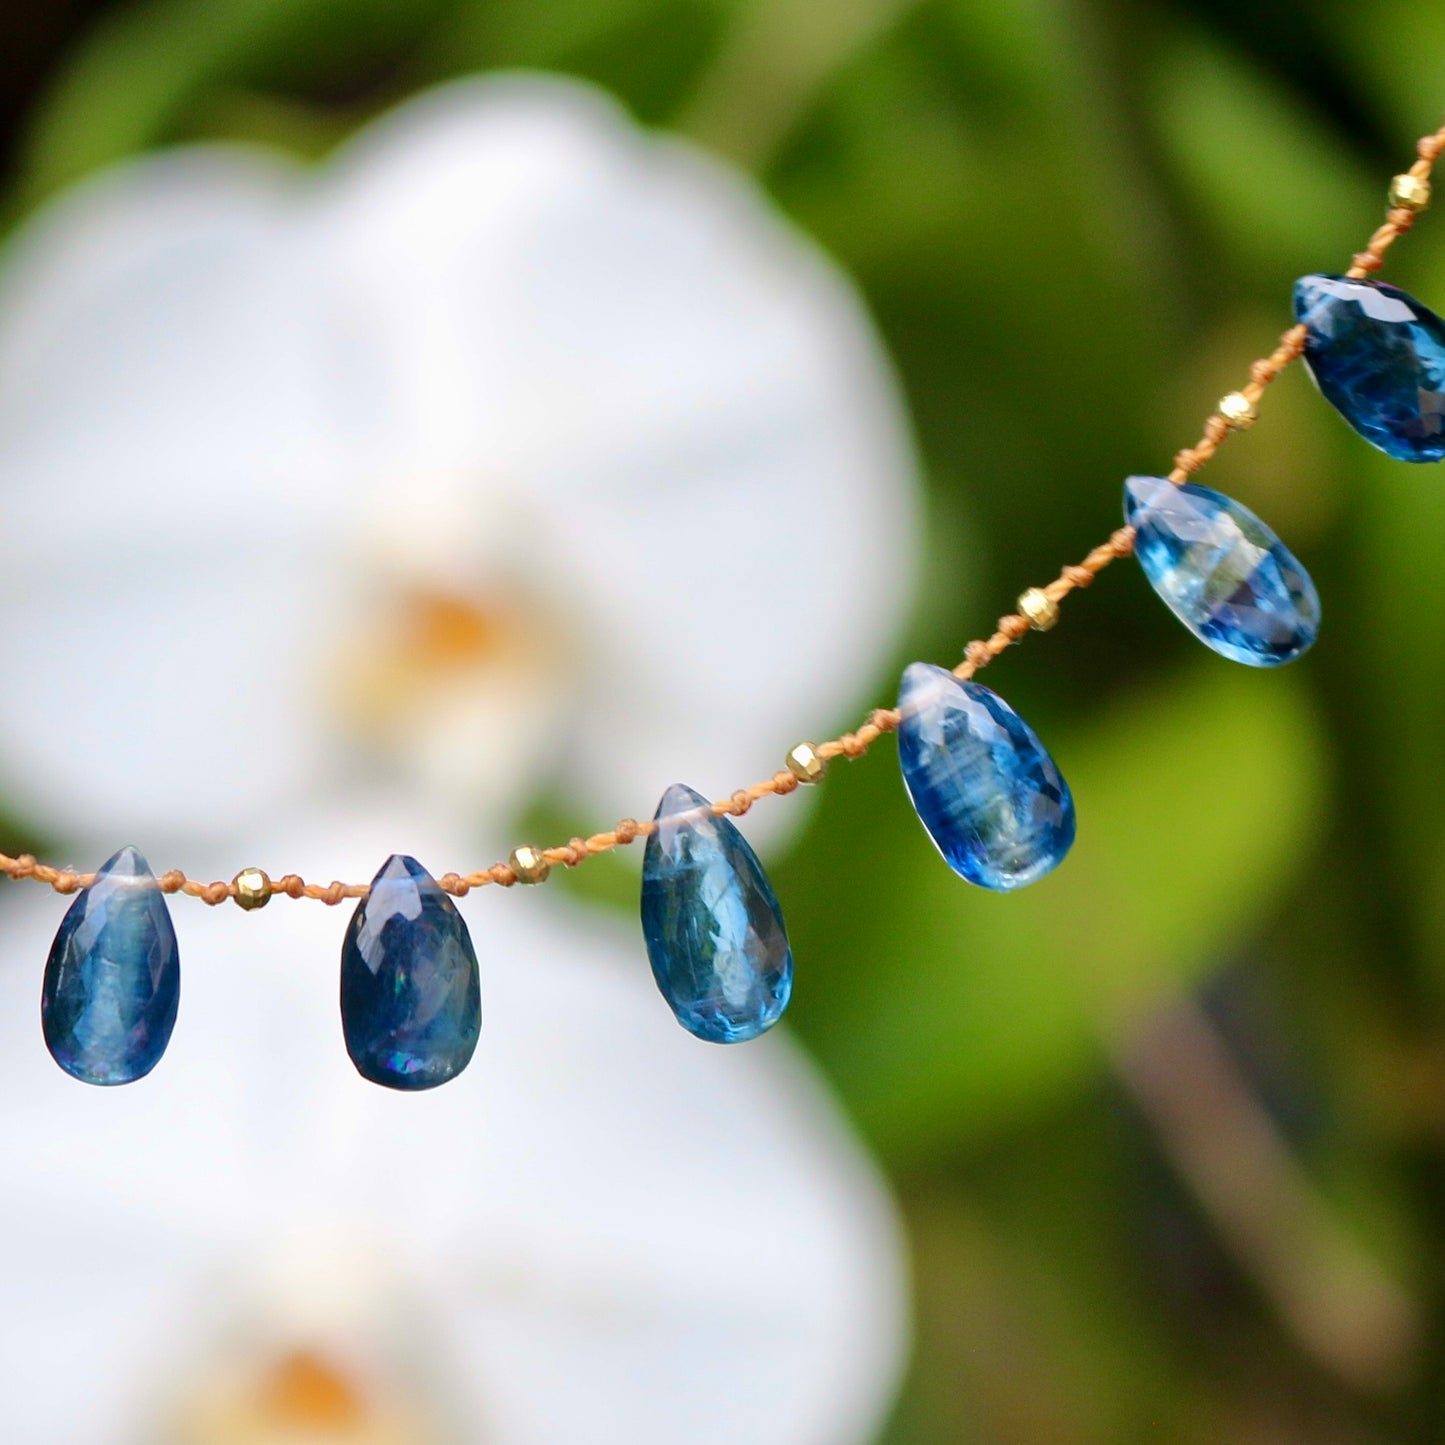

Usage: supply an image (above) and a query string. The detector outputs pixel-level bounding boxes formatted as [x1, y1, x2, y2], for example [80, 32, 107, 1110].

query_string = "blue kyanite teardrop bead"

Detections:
[1294, 274, 1445, 461]
[641, 784, 792, 1043]
[41, 845, 180, 1085]
[340, 855, 481, 1090]
[1124, 474, 1320, 667]
[897, 663, 1074, 891]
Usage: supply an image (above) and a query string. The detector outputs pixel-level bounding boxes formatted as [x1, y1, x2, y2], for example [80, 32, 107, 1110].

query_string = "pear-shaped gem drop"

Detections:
[641, 784, 792, 1043]
[41, 845, 180, 1085]
[340, 855, 481, 1090]
[1294, 274, 1445, 461]
[1125, 474, 1320, 667]
[897, 663, 1074, 891]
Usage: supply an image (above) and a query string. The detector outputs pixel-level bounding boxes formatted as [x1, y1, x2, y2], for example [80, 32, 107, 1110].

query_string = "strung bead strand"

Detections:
[34, 111, 1445, 1090]
[5, 118, 1445, 913]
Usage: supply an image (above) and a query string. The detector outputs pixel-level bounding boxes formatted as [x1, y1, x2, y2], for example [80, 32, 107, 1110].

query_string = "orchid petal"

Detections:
[0, 814, 906, 1443]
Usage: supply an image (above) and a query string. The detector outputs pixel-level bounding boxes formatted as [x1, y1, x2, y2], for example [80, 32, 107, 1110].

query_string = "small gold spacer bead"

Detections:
[1218, 391, 1257, 430]
[786, 742, 827, 784]
[232, 867, 272, 911]
[1017, 587, 1060, 632]
[1389, 173, 1431, 211]
[509, 845, 551, 885]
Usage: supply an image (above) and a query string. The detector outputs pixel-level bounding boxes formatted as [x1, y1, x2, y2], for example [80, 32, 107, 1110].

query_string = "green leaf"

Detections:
[1323, 0, 1445, 146]
[1149, 25, 1377, 281]
[14, 0, 453, 205]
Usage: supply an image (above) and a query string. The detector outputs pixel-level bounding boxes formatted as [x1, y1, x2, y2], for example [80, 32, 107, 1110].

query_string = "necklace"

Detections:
[26, 116, 1445, 1090]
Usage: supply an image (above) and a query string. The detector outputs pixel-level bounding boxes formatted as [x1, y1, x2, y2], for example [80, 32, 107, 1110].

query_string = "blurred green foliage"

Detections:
[10, 0, 1445, 1438]
[784, 662, 1325, 1158]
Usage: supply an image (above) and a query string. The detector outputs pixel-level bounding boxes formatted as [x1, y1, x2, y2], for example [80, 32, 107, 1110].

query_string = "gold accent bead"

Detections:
[1017, 587, 1059, 632]
[1389, 173, 1431, 211]
[1218, 391, 1257, 429]
[509, 845, 551, 885]
[232, 867, 272, 911]
[786, 742, 827, 784]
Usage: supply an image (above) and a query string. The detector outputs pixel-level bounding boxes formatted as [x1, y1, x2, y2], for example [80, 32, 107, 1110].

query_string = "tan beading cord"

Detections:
[7, 119, 1445, 908]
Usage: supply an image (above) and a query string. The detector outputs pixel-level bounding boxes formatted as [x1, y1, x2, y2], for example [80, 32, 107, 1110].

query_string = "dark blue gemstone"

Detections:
[41, 845, 180, 1085]
[1125, 474, 1320, 667]
[897, 664, 1074, 891]
[340, 855, 481, 1090]
[1294, 274, 1445, 461]
[641, 784, 792, 1044]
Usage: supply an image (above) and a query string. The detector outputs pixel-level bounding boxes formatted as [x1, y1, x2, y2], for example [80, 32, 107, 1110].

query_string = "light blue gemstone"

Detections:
[897, 663, 1074, 891]
[340, 855, 481, 1090]
[1294, 274, 1445, 462]
[641, 784, 792, 1043]
[41, 845, 180, 1085]
[1124, 474, 1320, 667]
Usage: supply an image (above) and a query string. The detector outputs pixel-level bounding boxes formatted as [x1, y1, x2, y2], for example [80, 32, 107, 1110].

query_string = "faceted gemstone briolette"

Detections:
[897, 664, 1074, 891]
[1294, 274, 1445, 461]
[1124, 474, 1320, 667]
[41, 845, 180, 1085]
[641, 784, 792, 1043]
[340, 855, 481, 1090]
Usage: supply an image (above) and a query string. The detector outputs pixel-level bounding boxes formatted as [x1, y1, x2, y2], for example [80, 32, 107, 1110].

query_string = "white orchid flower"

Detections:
[0, 74, 919, 1444]
[0, 71, 917, 841]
